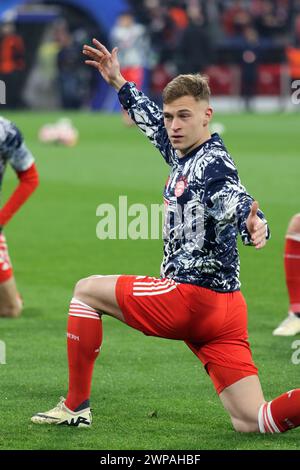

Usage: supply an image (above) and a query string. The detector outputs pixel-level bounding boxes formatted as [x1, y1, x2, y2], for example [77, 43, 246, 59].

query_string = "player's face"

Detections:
[163, 95, 213, 157]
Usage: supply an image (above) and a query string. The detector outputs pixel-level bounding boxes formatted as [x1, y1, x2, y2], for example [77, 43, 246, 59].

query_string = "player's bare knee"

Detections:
[74, 276, 104, 304]
[74, 278, 90, 299]
[288, 214, 300, 234]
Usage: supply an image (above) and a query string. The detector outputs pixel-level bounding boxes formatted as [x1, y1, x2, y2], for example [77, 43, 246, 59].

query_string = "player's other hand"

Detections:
[246, 201, 267, 250]
[82, 39, 126, 91]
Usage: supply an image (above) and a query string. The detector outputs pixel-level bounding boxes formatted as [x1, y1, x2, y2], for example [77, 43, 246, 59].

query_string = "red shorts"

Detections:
[0, 234, 13, 283]
[115, 275, 258, 394]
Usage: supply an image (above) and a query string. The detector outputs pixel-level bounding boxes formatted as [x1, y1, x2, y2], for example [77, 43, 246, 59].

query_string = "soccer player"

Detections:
[31, 40, 300, 434]
[0, 117, 39, 317]
[273, 214, 300, 336]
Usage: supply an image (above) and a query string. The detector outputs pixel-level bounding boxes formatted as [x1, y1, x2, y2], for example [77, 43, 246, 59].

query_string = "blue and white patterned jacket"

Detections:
[119, 82, 269, 292]
[0, 117, 34, 190]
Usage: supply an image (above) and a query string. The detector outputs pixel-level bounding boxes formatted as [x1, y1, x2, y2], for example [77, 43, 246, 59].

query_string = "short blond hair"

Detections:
[162, 74, 211, 104]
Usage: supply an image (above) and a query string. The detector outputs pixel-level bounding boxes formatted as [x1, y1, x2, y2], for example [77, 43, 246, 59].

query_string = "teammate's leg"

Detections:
[0, 277, 22, 318]
[282, 214, 300, 314]
[219, 373, 300, 433]
[0, 234, 22, 318]
[273, 213, 300, 336]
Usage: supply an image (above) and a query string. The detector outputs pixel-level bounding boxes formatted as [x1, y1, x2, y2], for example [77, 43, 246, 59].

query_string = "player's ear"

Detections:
[203, 106, 213, 126]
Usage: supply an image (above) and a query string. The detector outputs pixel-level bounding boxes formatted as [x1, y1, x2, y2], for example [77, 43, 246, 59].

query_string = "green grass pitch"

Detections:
[0, 110, 299, 450]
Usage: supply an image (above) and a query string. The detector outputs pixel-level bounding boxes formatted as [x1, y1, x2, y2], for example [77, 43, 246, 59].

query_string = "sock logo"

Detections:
[67, 332, 80, 341]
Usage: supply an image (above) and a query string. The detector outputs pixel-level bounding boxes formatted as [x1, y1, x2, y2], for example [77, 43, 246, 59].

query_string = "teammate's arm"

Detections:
[83, 39, 174, 165]
[0, 123, 39, 230]
[0, 163, 39, 230]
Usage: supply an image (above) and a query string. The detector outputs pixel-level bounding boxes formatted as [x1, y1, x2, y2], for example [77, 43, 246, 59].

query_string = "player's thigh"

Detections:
[74, 275, 125, 321]
[219, 374, 265, 432]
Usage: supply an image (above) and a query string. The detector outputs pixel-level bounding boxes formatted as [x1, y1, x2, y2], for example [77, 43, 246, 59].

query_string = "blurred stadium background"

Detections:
[0, 0, 300, 111]
[0, 0, 299, 451]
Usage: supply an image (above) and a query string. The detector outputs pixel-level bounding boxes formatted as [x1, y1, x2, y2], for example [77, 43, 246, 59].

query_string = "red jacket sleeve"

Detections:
[0, 163, 39, 226]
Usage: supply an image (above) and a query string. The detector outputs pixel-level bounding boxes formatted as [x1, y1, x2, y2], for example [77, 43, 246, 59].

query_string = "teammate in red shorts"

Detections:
[0, 117, 39, 317]
[31, 40, 300, 434]
[273, 214, 300, 336]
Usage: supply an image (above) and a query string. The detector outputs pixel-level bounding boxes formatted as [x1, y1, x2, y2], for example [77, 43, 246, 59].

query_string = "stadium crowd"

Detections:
[1, 0, 300, 108]
[129, 0, 300, 45]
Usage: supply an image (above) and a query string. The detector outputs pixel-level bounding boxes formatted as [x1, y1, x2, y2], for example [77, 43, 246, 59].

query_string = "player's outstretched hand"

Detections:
[246, 201, 268, 250]
[83, 39, 126, 91]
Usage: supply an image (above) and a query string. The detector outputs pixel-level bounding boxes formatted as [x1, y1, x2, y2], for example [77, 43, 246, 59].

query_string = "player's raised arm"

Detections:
[83, 39, 126, 91]
[83, 39, 173, 165]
